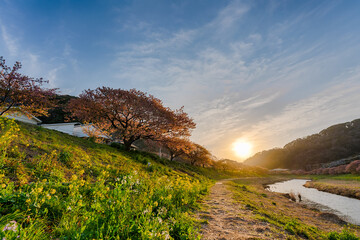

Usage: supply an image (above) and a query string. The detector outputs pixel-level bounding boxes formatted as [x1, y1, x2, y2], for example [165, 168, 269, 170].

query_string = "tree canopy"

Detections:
[161, 137, 195, 161]
[185, 143, 213, 166]
[0, 56, 56, 116]
[69, 87, 196, 150]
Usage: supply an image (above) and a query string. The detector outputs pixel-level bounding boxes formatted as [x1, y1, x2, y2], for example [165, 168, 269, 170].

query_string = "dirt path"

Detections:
[198, 180, 282, 240]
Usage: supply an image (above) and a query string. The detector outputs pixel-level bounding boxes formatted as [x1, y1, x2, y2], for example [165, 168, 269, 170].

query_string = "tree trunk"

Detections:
[123, 139, 134, 151]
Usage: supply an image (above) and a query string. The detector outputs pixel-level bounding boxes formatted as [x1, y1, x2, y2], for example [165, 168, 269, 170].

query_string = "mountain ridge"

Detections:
[245, 118, 360, 170]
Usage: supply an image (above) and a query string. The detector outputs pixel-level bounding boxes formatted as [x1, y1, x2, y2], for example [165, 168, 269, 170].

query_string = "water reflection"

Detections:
[268, 179, 360, 225]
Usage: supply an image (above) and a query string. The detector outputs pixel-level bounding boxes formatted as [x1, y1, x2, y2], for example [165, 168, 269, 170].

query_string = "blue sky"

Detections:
[1, 0, 360, 160]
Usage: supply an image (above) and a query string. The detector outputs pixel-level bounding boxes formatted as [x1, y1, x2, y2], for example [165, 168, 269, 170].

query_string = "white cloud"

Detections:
[0, 21, 69, 92]
[208, 0, 249, 31]
[117, 29, 196, 57]
[0, 23, 18, 56]
[45, 65, 65, 89]
[62, 43, 79, 72]
[248, 33, 262, 42]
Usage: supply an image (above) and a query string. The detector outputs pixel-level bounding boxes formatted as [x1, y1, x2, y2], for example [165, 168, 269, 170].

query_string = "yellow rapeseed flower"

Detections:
[79, 180, 85, 186]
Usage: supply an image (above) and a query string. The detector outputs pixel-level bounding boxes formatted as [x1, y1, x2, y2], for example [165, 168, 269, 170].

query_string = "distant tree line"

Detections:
[245, 120, 360, 170]
[290, 160, 360, 176]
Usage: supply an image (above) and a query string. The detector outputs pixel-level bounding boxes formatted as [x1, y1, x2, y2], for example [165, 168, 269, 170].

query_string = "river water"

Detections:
[268, 179, 360, 225]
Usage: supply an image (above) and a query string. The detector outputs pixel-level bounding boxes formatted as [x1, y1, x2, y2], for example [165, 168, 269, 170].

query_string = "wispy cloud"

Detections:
[0, 23, 18, 56]
[46, 65, 65, 89]
[0, 21, 72, 93]
[62, 43, 79, 72]
[242, 70, 360, 152]
[207, 0, 249, 33]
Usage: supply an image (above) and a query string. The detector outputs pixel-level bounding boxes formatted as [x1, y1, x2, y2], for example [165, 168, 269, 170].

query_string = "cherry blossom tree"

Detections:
[161, 137, 195, 161]
[345, 160, 360, 174]
[69, 87, 196, 150]
[185, 144, 212, 166]
[0, 56, 56, 117]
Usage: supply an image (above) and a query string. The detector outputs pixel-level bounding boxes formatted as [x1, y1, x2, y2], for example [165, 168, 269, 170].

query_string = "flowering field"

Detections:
[0, 118, 210, 239]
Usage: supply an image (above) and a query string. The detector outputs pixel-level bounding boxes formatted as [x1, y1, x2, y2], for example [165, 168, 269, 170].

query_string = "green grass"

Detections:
[309, 175, 360, 182]
[0, 117, 218, 239]
[273, 174, 360, 182]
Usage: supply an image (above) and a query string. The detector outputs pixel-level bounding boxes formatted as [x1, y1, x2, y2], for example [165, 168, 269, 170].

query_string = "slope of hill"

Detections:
[245, 118, 360, 170]
[0, 117, 215, 239]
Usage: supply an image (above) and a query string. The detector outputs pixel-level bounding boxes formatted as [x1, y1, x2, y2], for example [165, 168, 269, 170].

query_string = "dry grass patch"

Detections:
[305, 179, 360, 199]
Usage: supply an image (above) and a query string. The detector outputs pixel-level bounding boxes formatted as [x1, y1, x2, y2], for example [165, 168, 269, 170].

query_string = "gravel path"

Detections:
[198, 181, 281, 240]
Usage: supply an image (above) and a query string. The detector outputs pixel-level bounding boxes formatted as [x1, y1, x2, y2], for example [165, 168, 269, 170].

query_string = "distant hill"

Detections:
[217, 159, 246, 169]
[244, 119, 360, 170]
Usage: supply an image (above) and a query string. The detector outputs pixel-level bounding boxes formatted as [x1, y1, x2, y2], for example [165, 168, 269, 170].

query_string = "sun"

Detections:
[232, 140, 253, 159]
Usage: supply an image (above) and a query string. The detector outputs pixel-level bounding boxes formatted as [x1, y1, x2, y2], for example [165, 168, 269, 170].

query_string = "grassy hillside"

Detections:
[245, 118, 360, 170]
[0, 117, 217, 239]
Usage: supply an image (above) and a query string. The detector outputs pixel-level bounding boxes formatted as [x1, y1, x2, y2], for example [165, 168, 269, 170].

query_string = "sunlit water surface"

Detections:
[268, 179, 360, 225]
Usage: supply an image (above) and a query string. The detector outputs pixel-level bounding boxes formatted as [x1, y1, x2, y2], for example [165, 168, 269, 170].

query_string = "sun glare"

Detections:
[232, 140, 253, 159]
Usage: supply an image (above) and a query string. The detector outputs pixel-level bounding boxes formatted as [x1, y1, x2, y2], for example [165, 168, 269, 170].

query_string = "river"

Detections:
[268, 179, 360, 225]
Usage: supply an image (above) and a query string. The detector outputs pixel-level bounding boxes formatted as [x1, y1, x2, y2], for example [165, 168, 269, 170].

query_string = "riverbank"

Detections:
[304, 178, 360, 200]
[198, 177, 360, 239]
